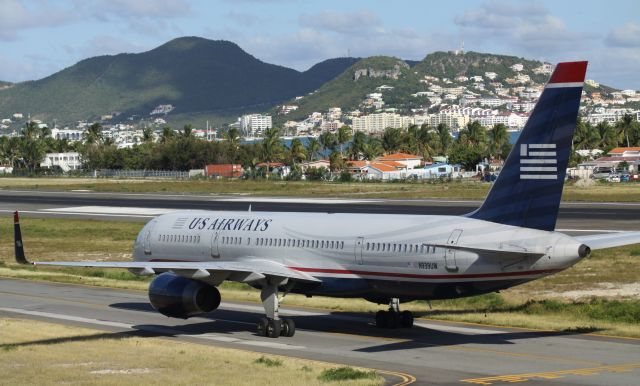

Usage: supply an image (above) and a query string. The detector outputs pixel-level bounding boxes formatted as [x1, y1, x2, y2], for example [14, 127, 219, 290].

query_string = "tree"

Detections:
[142, 127, 155, 143]
[329, 150, 345, 172]
[160, 127, 175, 144]
[224, 127, 241, 164]
[596, 121, 617, 150]
[319, 132, 337, 154]
[19, 121, 46, 172]
[348, 131, 367, 160]
[436, 123, 452, 154]
[488, 123, 509, 161]
[572, 118, 599, 151]
[362, 138, 384, 160]
[261, 128, 284, 178]
[82, 122, 103, 146]
[306, 138, 321, 161]
[616, 114, 636, 148]
[182, 124, 193, 139]
[287, 138, 306, 165]
[336, 125, 352, 156]
[382, 127, 403, 153]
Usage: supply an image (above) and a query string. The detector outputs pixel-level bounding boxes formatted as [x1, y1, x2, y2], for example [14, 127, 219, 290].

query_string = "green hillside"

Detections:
[276, 51, 558, 123]
[0, 37, 348, 124]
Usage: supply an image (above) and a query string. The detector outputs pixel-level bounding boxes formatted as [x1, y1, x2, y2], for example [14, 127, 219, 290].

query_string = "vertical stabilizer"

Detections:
[469, 61, 588, 231]
[14, 211, 28, 264]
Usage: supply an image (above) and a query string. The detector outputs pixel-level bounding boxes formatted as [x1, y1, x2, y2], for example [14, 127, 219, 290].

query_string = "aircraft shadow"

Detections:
[109, 302, 601, 352]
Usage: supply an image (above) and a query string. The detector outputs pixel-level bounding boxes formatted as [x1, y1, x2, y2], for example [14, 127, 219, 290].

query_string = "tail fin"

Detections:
[468, 61, 588, 231]
[14, 211, 29, 264]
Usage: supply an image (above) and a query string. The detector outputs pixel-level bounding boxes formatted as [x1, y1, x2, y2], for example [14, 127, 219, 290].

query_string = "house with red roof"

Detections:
[376, 152, 423, 169]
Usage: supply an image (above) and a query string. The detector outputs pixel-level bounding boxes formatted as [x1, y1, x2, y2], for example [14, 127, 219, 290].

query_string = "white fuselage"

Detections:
[133, 210, 584, 302]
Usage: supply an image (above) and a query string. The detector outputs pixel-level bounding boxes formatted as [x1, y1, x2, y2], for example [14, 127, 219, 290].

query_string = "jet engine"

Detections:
[148, 272, 221, 319]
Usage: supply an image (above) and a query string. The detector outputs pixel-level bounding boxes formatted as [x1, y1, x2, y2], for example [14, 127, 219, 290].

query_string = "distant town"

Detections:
[1, 60, 639, 182]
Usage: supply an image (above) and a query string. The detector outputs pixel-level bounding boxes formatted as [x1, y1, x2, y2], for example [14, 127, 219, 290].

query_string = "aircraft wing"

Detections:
[575, 232, 640, 250]
[32, 259, 321, 284]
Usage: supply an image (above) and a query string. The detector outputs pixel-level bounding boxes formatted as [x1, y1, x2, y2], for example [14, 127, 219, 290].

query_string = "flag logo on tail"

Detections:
[520, 144, 557, 180]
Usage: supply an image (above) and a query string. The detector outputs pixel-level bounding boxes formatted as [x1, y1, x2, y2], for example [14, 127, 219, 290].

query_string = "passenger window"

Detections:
[341, 241, 344, 249]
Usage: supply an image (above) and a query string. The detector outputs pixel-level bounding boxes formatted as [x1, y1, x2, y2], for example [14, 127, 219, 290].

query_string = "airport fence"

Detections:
[95, 169, 191, 179]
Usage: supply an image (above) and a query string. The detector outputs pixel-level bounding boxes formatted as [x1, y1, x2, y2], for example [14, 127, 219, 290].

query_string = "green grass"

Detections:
[318, 367, 378, 382]
[254, 356, 284, 367]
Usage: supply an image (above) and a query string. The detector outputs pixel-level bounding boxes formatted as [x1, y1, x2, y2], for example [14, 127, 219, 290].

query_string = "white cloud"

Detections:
[299, 10, 384, 36]
[0, 0, 73, 41]
[605, 22, 640, 48]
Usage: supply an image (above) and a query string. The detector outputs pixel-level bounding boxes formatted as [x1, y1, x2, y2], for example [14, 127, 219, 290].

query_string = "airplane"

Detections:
[13, 61, 640, 338]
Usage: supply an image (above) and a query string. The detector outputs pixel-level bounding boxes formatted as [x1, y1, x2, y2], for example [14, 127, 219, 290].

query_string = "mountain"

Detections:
[0, 37, 356, 124]
[276, 51, 585, 123]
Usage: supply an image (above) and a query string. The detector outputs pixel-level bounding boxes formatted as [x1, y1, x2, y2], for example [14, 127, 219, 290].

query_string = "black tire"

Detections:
[282, 318, 295, 337]
[267, 319, 282, 338]
[375, 310, 388, 328]
[400, 311, 414, 328]
[257, 317, 269, 336]
[385, 311, 399, 329]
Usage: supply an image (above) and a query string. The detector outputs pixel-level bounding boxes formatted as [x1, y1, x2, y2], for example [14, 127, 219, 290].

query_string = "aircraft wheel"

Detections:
[375, 310, 388, 328]
[400, 311, 414, 328]
[281, 318, 296, 337]
[385, 311, 400, 329]
[257, 317, 269, 336]
[267, 319, 282, 338]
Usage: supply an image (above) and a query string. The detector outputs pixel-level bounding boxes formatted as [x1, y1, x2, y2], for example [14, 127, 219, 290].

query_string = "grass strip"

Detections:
[0, 318, 383, 385]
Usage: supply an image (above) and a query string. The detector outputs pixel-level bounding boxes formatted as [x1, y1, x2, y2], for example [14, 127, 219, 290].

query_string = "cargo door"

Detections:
[444, 229, 463, 271]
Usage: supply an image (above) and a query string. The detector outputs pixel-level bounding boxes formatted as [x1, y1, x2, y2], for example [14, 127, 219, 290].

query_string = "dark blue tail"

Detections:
[469, 61, 588, 231]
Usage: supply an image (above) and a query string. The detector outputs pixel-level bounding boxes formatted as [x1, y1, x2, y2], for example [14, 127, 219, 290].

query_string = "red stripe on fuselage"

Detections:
[288, 267, 561, 280]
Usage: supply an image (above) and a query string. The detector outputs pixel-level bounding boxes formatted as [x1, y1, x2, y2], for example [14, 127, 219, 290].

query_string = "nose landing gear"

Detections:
[375, 298, 414, 329]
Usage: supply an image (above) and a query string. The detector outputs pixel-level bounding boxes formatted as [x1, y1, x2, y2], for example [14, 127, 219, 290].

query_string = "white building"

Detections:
[51, 128, 84, 142]
[239, 114, 272, 137]
[40, 152, 82, 172]
[510, 63, 524, 72]
[351, 113, 412, 133]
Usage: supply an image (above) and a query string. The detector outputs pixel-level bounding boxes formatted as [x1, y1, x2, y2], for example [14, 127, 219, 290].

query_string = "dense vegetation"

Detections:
[3, 114, 638, 177]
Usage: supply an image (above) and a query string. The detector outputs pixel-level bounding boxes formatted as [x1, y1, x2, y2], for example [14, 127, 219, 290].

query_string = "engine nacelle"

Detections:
[148, 272, 221, 319]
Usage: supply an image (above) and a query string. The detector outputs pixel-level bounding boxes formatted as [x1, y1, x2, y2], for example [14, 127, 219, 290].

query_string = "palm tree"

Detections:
[362, 138, 384, 160]
[288, 138, 307, 165]
[336, 125, 352, 157]
[436, 123, 452, 154]
[160, 127, 175, 144]
[142, 127, 155, 143]
[348, 131, 367, 160]
[22, 121, 40, 141]
[224, 127, 241, 163]
[596, 121, 617, 150]
[261, 128, 284, 179]
[319, 132, 337, 155]
[488, 123, 508, 161]
[306, 138, 321, 161]
[182, 124, 193, 139]
[82, 122, 103, 146]
[382, 127, 403, 153]
[616, 114, 636, 148]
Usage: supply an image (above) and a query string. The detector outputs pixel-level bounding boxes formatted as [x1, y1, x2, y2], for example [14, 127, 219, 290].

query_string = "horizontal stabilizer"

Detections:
[575, 232, 640, 250]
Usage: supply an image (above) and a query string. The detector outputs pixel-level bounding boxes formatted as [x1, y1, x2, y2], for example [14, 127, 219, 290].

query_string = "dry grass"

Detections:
[2, 176, 640, 201]
[0, 318, 382, 385]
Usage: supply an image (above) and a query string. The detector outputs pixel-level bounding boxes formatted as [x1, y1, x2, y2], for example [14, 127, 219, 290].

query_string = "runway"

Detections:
[1, 189, 640, 384]
[0, 189, 639, 232]
[1, 279, 639, 385]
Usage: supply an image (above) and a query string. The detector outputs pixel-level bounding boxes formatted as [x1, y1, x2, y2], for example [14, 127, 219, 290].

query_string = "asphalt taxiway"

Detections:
[1, 279, 639, 386]
[1, 189, 639, 384]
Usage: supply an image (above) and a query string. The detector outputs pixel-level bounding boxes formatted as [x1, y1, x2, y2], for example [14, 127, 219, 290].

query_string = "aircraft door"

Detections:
[211, 232, 220, 258]
[143, 220, 157, 255]
[444, 229, 463, 271]
[354, 237, 364, 265]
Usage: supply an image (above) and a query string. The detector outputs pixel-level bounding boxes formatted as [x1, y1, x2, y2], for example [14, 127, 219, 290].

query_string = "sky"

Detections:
[1, 0, 639, 89]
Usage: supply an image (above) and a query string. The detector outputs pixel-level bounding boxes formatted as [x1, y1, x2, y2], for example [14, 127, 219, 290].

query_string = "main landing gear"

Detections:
[375, 298, 414, 329]
[255, 281, 295, 338]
